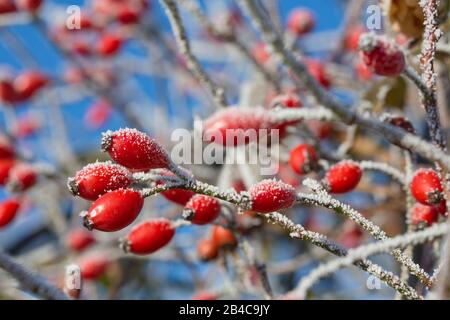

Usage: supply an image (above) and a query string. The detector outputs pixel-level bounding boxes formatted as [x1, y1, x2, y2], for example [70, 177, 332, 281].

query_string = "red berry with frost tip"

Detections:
[183, 195, 221, 225]
[211, 225, 237, 249]
[7, 163, 37, 192]
[0, 198, 20, 228]
[66, 229, 95, 252]
[197, 238, 219, 261]
[324, 160, 362, 193]
[81, 189, 144, 232]
[410, 169, 443, 205]
[249, 179, 296, 213]
[79, 255, 109, 280]
[0, 135, 14, 159]
[101, 128, 170, 171]
[96, 33, 123, 56]
[411, 203, 439, 226]
[359, 33, 405, 77]
[203, 107, 276, 146]
[16, 0, 43, 12]
[14, 71, 49, 102]
[287, 8, 315, 36]
[68, 161, 132, 201]
[289, 144, 318, 175]
[0, 158, 15, 185]
[252, 43, 271, 65]
[120, 219, 175, 255]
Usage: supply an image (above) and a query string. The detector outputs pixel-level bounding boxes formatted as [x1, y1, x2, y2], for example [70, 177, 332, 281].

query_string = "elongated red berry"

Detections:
[68, 161, 132, 200]
[84, 100, 111, 129]
[81, 189, 144, 232]
[0, 158, 15, 185]
[117, 6, 140, 25]
[7, 163, 37, 191]
[102, 128, 170, 171]
[289, 144, 318, 175]
[96, 33, 122, 56]
[411, 203, 439, 226]
[203, 107, 276, 146]
[120, 219, 175, 255]
[16, 0, 43, 12]
[66, 229, 95, 252]
[0, 135, 14, 159]
[14, 71, 49, 101]
[0, 199, 20, 228]
[287, 8, 315, 36]
[324, 160, 362, 193]
[79, 255, 109, 280]
[359, 33, 405, 76]
[345, 24, 366, 51]
[197, 238, 219, 261]
[305, 59, 330, 89]
[410, 169, 443, 205]
[249, 179, 296, 213]
[183, 195, 221, 225]
[211, 226, 237, 249]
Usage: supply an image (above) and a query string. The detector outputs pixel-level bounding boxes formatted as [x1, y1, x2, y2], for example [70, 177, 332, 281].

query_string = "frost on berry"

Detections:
[183, 194, 221, 225]
[411, 203, 439, 226]
[359, 32, 406, 76]
[68, 161, 132, 200]
[203, 107, 278, 146]
[101, 128, 170, 171]
[249, 179, 297, 213]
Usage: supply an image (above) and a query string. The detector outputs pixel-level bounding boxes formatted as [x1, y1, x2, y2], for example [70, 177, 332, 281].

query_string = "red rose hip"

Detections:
[81, 189, 144, 232]
[183, 195, 221, 225]
[0, 198, 20, 228]
[102, 128, 170, 171]
[121, 219, 175, 255]
[289, 144, 318, 175]
[7, 163, 37, 191]
[287, 8, 315, 36]
[212, 226, 237, 249]
[359, 33, 405, 77]
[410, 169, 443, 205]
[68, 161, 132, 200]
[411, 203, 439, 226]
[324, 160, 362, 193]
[197, 238, 219, 261]
[249, 179, 296, 213]
[66, 229, 96, 252]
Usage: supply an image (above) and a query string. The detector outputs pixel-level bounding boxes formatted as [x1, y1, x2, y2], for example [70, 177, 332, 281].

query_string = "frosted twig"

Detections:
[264, 212, 421, 300]
[358, 160, 406, 185]
[418, 0, 446, 150]
[269, 107, 336, 125]
[291, 223, 449, 299]
[299, 178, 433, 287]
[178, 0, 280, 91]
[159, 0, 228, 108]
[237, 0, 450, 170]
[0, 251, 67, 300]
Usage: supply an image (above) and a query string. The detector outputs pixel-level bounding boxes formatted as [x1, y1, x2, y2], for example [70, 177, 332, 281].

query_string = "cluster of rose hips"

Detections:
[52, 0, 149, 59]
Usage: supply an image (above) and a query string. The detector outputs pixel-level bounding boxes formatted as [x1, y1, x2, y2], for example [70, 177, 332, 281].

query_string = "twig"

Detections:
[0, 251, 67, 300]
[159, 0, 228, 108]
[290, 222, 448, 299]
[299, 178, 433, 288]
